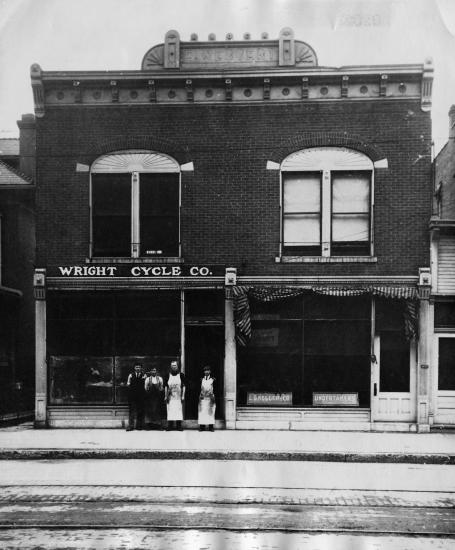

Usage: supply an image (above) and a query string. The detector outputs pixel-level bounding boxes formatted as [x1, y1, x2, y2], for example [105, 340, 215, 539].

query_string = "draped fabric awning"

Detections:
[233, 285, 419, 346]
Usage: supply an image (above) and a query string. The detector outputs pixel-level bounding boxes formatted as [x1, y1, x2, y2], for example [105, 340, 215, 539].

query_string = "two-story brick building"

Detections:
[31, 29, 434, 430]
[431, 105, 455, 426]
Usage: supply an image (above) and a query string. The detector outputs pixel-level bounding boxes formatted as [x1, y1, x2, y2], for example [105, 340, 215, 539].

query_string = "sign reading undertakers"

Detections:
[313, 392, 359, 407]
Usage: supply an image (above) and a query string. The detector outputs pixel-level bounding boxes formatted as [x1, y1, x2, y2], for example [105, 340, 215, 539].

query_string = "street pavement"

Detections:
[1, 459, 454, 491]
[0, 459, 454, 537]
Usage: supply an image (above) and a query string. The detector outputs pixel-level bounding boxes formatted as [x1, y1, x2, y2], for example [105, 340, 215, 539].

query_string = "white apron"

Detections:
[198, 376, 216, 425]
[167, 373, 183, 421]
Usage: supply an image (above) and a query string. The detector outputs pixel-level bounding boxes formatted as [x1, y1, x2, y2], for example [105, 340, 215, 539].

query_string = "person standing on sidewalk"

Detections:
[198, 365, 216, 432]
[144, 367, 164, 430]
[126, 363, 146, 431]
[164, 360, 185, 431]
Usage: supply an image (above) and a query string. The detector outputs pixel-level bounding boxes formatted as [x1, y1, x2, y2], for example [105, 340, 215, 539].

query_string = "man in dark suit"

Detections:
[126, 363, 146, 431]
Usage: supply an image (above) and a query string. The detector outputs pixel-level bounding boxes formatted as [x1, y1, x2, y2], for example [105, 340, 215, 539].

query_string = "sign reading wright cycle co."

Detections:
[49, 265, 225, 277]
[313, 392, 359, 407]
[247, 392, 293, 406]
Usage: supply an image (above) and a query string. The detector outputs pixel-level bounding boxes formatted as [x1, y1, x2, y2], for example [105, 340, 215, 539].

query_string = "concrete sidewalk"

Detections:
[1, 423, 455, 463]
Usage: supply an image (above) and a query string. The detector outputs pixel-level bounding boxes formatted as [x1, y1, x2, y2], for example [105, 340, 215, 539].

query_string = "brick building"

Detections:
[31, 29, 434, 430]
[0, 116, 35, 420]
[430, 105, 455, 425]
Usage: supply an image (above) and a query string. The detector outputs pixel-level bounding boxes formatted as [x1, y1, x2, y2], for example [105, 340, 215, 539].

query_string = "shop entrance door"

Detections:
[184, 326, 224, 420]
[434, 334, 455, 424]
[371, 334, 416, 422]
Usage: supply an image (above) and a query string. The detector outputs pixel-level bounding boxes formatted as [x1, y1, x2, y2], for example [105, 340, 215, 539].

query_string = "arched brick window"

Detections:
[90, 151, 180, 258]
[281, 147, 374, 257]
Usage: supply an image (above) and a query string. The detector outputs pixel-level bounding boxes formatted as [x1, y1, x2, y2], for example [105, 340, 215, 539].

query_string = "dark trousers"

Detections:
[128, 400, 144, 429]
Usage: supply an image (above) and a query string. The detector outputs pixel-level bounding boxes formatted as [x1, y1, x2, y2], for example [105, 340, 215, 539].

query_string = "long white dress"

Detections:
[198, 376, 216, 425]
[166, 373, 184, 421]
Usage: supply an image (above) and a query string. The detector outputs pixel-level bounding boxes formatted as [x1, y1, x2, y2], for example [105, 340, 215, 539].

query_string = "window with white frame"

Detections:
[90, 151, 180, 258]
[281, 148, 373, 257]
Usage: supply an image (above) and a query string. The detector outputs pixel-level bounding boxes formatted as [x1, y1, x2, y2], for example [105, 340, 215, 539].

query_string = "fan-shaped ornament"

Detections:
[282, 147, 373, 171]
[91, 151, 180, 173]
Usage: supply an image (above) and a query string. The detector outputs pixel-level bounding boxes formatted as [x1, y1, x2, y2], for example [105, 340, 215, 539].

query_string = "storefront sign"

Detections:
[247, 392, 292, 406]
[250, 328, 279, 347]
[312, 392, 359, 407]
[48, 265, 225, 277]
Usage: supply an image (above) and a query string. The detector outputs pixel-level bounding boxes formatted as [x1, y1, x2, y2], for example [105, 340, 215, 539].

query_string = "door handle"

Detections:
[374, 383, 377, 396]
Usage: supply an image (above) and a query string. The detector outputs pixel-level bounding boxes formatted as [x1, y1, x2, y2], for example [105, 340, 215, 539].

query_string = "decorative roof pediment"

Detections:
[141, 28, 318, 71]
[91, 151, 180, 173]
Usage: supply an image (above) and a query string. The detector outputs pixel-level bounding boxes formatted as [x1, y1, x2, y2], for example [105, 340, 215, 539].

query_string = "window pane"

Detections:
[48, 320, 113, 356]
[284, 214, 320, 246]
[435, 302, 455, 329]
[115, 291, 180, 319]
[48, 293, 113, 320]
[332, 214, 369, 242]
[380, 331, 410, 392]
[237, 320, 303, 406]
[438, 338, 455, 390]
[185, 290, 224, 317]
[332, 173, 370, 213]
[92, 174, 131, 257]
[303, 319, 371, 407]
[283, 173, 320, 213]
[140, 217, 179, 256]
[49, 356, 114, 404]
[305, 295, 370, 320]
[140, 173, 179, 256]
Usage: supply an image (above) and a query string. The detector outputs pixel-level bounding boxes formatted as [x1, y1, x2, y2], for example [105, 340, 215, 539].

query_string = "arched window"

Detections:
[281, 147, 374, 257]
[90, 151, 180, 258]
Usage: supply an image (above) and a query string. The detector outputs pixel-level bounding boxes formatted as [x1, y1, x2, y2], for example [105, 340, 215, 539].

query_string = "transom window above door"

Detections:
[281, 147, 373, 257]
[90, 151, 180, 258]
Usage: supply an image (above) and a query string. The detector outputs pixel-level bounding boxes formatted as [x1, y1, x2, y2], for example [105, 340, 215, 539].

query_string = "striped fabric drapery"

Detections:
[232, 285, 419, 345]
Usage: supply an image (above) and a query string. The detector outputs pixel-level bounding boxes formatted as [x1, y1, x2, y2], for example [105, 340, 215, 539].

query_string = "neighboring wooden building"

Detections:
[31, 29, 434, 431]
[431, 105, 455, 426]
[0, 115, 36, 421]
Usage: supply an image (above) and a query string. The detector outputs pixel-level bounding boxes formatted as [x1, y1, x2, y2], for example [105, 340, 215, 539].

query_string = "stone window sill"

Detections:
[87, 257, 183, 264]
[276, 256, 377, 263]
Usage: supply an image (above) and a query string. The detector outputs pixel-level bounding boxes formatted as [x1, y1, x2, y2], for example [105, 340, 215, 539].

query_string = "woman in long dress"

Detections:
[198, 365, 216, 432]
[164, 360, 185, 431]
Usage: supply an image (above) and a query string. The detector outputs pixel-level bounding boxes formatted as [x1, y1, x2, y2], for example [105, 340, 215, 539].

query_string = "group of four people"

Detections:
[126, 360, 216, 432]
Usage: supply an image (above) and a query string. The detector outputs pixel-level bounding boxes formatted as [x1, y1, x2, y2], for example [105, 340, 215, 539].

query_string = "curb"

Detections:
[0, 449, 454, 463]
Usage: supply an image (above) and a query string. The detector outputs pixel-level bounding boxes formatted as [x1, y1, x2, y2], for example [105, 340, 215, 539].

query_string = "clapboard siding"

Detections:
[438, 237, 455, 294]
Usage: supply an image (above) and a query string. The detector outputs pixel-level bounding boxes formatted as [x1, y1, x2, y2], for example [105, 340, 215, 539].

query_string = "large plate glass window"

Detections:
[47, 291, 180, 405]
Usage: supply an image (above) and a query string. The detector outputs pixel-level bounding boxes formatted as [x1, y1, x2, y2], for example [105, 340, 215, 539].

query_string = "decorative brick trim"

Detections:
[89, 136, 191, 164]
[268, 132, 386, 163]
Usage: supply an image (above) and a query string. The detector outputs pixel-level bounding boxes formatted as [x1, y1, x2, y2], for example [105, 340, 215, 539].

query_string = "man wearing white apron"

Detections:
[164, 360, 185, 431]
[198, 365, 216, 431]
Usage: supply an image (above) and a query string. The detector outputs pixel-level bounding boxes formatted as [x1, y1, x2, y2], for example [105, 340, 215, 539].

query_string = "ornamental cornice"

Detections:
[31, 68, 426, 118]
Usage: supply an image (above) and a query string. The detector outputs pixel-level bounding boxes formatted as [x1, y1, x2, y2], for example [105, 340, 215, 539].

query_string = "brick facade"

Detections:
[36, 100, 431, 275]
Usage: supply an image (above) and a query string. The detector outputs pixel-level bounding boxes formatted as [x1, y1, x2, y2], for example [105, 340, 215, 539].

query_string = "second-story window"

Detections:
[281, 147, 373, 257]
[90, 151, 180, 258]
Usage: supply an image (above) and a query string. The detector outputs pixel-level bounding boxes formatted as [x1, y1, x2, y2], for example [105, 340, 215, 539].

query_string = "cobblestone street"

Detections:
[0, 458, 454, 547]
